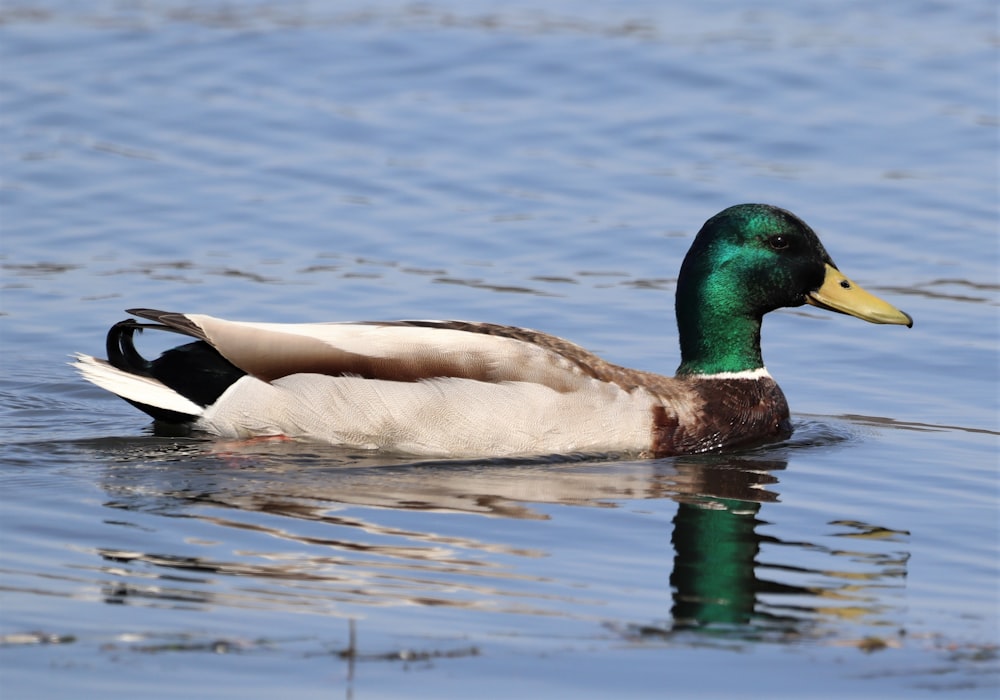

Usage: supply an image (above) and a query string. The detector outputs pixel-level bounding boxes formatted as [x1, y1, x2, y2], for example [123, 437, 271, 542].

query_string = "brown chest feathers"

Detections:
[647, 377, 792, 457]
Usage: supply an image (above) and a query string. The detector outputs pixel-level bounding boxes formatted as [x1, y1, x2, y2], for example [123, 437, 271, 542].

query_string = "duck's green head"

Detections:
[675, 204, 912, 376]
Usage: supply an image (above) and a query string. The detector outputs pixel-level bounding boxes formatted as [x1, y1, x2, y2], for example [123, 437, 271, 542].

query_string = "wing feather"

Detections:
[141, 312, 610, 391]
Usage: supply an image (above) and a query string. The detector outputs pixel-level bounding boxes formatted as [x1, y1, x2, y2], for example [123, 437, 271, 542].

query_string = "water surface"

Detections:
[1, 1, 997, 697]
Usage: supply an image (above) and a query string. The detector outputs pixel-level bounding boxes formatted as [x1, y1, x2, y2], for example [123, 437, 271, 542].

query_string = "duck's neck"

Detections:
[675, 295, 765, 377]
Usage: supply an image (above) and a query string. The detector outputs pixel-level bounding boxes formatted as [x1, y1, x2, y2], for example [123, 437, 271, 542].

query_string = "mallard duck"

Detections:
[74, 204, 911, 457]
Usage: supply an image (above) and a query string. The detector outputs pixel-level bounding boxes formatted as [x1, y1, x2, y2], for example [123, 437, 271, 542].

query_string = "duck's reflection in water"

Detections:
[94, 437, 908, 640]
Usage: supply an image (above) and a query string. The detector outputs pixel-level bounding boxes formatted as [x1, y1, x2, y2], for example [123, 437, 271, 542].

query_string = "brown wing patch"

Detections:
[175, 317, 625, 390]
[239, 335, 501, 384]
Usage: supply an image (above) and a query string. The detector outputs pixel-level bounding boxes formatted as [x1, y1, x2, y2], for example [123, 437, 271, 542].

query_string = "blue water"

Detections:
[2, 1, 998, 697]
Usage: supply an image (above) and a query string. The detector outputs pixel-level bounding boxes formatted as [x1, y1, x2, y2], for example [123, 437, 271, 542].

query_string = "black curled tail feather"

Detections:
[107, 319, 155, 376]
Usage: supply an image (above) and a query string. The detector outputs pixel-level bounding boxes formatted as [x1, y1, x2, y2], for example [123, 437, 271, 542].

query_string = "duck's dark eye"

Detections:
[767, 235, 790, 251]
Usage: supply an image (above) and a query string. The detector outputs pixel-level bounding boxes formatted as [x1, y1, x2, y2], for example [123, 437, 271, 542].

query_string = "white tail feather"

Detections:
[71, 354, 203, 417]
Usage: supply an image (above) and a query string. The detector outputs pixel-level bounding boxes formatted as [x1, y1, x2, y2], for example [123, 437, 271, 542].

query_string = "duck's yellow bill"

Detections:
[806, 264, 913, 327]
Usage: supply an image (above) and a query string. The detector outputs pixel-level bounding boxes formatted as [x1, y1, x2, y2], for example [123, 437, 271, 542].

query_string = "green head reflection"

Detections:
[670, 496, 762, 628]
